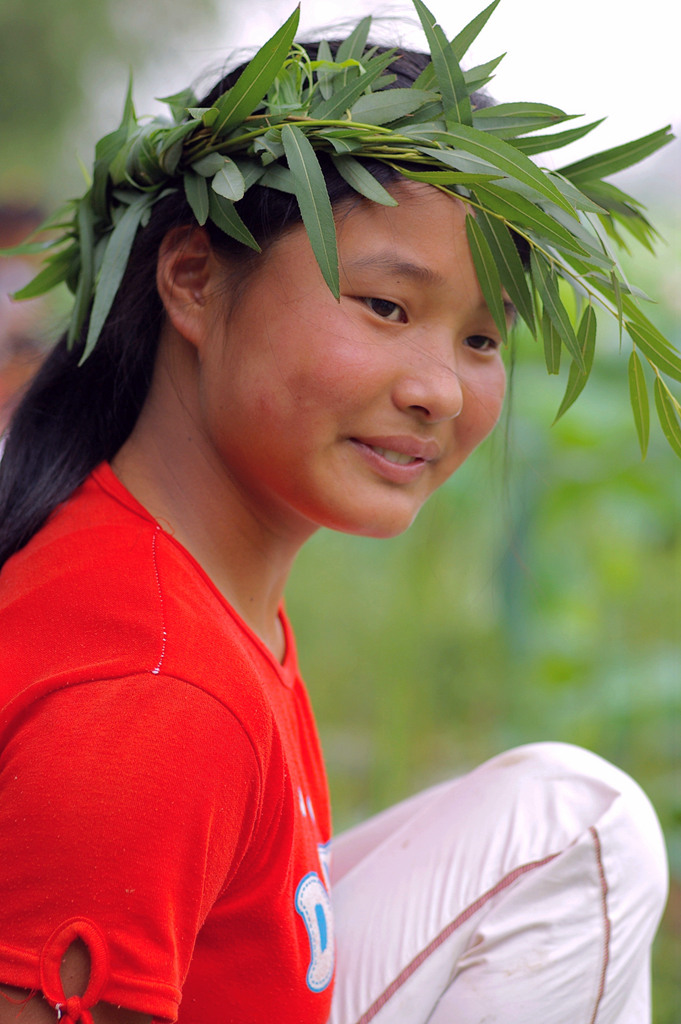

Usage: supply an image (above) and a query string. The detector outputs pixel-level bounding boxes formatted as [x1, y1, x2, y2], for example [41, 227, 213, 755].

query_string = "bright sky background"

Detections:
[140, 0, 680, 173]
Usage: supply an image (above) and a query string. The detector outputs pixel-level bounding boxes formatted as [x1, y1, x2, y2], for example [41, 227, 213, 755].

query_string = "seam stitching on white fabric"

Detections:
[356, 850, 561, 1024]
[150, 529, 167, 675]
[588, 824, 611, 1024]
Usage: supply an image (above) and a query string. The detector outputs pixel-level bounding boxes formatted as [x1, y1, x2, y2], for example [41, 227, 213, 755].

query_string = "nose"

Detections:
[392, 346, 464, 423]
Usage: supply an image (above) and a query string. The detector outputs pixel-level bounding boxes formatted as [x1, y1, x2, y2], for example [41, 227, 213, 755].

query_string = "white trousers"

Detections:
[329, 742, 668, 1024]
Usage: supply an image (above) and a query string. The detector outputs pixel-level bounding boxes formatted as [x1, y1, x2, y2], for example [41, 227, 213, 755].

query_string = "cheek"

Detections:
[461, 360, 506, 444]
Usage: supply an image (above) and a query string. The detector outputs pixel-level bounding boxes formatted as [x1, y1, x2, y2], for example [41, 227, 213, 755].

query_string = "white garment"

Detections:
[329, 742, 668, 1024]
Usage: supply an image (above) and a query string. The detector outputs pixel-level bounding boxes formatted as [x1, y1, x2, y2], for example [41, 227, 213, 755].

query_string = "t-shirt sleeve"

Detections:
[0, 674, 264, 1020]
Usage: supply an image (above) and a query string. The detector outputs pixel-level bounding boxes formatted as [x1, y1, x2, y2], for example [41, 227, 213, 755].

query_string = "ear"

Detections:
[156, 226, 223, 352]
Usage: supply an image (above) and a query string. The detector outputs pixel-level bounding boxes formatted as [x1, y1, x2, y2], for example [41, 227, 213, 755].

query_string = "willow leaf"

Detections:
[628, 350, 650, 457]
[511, 119, 605, 156]
[335, 16, 371, 63]
[413, 0, 471, 127]
[465, 215, 508, 343]
[420, 126, 574, 214]
[183, 171, 209, 225]
[12, 248, 75, 300]
[531, 250, 583, 369]
[211, 159, 246, 202]
[212, 6, 300, 133]
[310, 51, 397, 120]
[473, 102, 574, 138]
[68, 201, 95, 346]
[554, 304, 597, 421]
[471, 184, 590, 258]
[464, 55, 505, 93]
[330, 156, 398, 206]
[282, 124, 339, 297]
[350, 89, 438, 126]
[191, 153, 226, 177]
[542, 310, 561, 374]
[392, 167, 499, 185]
[259, 164, 296, 194]
[451, 0, 501, 61]
[558, 126, 673, 183]
[208, 192, 260, 250]
[159, 86, 198, 123]
[626, 321, 681, 384]
[316, 40, 334, 100]
[475, 209, 535, 334]
[81, 196, 149, 363]
[654, 377, 681, 458]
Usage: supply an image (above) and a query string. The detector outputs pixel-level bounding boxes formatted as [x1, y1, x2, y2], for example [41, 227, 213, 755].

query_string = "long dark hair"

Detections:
[0, 44, 475, 569]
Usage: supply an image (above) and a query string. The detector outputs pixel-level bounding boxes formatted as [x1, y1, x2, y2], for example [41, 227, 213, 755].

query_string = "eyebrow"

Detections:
[344, 250, 519, 326]
[343, 252, 446, 286]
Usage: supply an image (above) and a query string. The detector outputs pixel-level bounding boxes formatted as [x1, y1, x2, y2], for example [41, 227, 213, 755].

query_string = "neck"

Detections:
[112, 327, 316, 661]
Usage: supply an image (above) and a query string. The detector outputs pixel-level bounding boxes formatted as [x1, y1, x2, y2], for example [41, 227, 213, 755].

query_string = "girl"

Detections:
[0, 5, 671, 1022]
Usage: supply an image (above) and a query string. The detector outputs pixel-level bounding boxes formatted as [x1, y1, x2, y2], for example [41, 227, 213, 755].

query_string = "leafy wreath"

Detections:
[5, 0, 680, 457]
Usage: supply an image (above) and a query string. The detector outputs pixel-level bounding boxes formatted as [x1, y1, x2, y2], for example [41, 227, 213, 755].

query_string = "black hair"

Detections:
[0, 43, 490, 569]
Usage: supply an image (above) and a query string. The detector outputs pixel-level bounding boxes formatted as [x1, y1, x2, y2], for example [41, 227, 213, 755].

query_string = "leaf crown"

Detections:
[6, 0, 680, 457]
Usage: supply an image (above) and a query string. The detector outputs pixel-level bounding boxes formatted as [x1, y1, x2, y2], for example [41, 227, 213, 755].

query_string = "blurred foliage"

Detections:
[0, 0, 218, 196]
[287, 213, 680, 1022]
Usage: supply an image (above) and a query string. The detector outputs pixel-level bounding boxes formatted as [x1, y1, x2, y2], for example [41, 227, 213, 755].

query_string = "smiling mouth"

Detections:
[369, 445, 421, 465]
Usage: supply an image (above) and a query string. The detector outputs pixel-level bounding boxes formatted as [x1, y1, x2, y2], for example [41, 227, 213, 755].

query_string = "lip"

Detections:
[351, 435, 441, 461]
[349, 435, 440, 484]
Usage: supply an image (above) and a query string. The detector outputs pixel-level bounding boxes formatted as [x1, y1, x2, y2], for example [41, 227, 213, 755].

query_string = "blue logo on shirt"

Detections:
[295, 842, 334, 992]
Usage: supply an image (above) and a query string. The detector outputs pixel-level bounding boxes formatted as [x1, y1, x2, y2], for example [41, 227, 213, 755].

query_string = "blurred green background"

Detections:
[1, 0, 679, 1018]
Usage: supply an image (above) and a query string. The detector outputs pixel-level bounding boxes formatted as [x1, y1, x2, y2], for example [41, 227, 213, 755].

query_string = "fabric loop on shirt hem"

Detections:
[39, 918, 109, 1015]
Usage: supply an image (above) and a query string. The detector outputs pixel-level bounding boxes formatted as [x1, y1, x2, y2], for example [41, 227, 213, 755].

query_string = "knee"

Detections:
[491, 741, 668, 914]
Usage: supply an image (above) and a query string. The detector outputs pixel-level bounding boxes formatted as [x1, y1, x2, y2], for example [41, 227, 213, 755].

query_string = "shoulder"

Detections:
[0, 466, 278, 750]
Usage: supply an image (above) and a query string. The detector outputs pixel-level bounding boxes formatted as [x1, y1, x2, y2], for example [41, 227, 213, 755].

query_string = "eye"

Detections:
[464, 334, 500, 352]
[362, 297, 407, 322]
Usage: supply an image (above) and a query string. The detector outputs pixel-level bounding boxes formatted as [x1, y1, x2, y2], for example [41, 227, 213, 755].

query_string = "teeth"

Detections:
[371, 446, 417, 465]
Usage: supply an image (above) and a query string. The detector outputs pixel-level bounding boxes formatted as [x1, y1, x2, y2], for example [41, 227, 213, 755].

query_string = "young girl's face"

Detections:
[198, 183, 508, 541]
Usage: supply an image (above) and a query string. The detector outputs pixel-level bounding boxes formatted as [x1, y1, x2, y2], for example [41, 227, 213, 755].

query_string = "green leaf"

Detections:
[625, 320, 681, 384]
[350, 89, 439, 126]
[451, 0, 501, 61]
[558, 126, 674, 183]
[211, 159, 246, 202]
[542, 310, 561, 374]
[392, 167, 500, 186]
[470, 185, 592, 258]
[473, 102, 574, 138]
[281, 123, 339, 297]
[159, 86, 198, 123]
[335, 16, 371, 63]
[628, 349, 650, 458]
[212, 6, 300, 133]
[208, 192, 261, 250]
[183, 171, 209, 225]
[511, 119, 605, 156]
[465, 215, 508, 344]
[259, 164, 296, 194]
[464, 54, 505, 93]
[413, 0, 472, 127]
[330, 155, 398, 206]
[553, 304, 597, 421]
[475, 209, 535, 333]
[12, 247, 75, 300]
[531, 250, 583, 369]
[653, 377, 681, 459]
[68, 200, 95, 346]
[310, 51, 397, 120]
[547, 173, 605, 214]
[419, 125, 575, 215]
[316, 40, 334, 100]
[81, 196, 149, 363]
[191, 153, 226, 177]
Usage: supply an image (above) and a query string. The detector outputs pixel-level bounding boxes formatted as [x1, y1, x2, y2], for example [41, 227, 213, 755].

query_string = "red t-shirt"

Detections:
[0, 464, 334, 1022]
